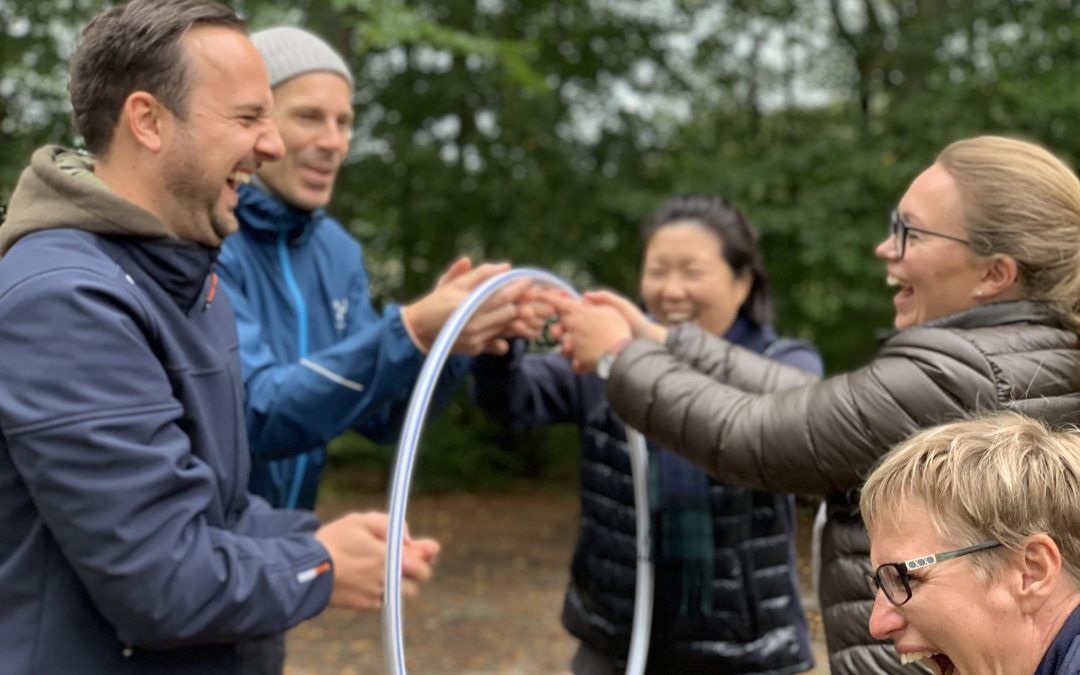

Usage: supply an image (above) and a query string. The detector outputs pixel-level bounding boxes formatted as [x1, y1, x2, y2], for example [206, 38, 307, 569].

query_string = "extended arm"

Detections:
[472, 340, 600, 431]
[666, 322, 822, 391]
[605, 327, 994, 495]
[219, 260, 468, 458]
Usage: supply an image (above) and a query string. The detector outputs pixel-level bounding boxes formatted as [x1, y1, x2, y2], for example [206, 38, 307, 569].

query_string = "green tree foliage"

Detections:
[1, 0, 1076, 486]
[0, 0, 101, 191]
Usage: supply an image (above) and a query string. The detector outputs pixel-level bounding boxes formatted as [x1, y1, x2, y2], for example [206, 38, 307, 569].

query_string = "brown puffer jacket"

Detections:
[605, 300, 1080, 675]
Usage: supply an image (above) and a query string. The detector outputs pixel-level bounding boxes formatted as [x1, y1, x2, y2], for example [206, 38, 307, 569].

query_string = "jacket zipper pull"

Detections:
[203, 272, 219, 312]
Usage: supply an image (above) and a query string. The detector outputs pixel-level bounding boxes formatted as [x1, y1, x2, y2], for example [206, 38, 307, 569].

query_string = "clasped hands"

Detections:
[400, 258, 549, 356]
[315, 511, 440, 612]
[542, 288, 667, 373]
[401, 260, 660, 369]
[401, 258, 665, 368]
[403, 259, 665, 371]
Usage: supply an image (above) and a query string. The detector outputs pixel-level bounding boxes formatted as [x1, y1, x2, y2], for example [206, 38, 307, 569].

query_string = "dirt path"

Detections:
[284, 489, 829, 674]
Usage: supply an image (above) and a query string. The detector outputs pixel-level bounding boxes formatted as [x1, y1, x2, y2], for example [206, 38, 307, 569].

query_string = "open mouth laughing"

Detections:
[886, 274, 914, 307]
[658, 311, 692, 326]
[226, 169, 252, 193]
[900, 650, 956, 675]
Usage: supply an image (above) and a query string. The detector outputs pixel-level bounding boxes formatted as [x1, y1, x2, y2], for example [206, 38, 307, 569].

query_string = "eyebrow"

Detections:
[235, 103, 271, 116]
[290, 104, 354, 120]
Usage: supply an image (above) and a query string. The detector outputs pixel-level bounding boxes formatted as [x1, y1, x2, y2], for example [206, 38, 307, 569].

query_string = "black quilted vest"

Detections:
[560, 399, 813, 673]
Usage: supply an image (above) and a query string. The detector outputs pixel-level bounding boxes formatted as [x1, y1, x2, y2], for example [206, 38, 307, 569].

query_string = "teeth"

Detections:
[886, 275, 901, 287]
[899, 651, 936, 665]
[230, 171, 252, 184]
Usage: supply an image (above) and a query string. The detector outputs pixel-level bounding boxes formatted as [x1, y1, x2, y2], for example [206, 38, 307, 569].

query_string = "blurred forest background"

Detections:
[2, 0, 1076, 490]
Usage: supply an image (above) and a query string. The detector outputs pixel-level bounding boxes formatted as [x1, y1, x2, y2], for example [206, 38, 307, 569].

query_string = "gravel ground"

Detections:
[284, 489, 830, 674]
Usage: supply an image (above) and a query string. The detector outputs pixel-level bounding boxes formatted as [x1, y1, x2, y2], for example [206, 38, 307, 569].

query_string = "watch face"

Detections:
[597, 352, 614, 380]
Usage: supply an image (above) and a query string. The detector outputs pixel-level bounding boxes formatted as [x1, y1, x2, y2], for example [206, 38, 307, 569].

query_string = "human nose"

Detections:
[255, 120, 284, 162]
[868, 589, 906, 640]
[315, 121, 350, 154]
[660, 274, 688, 299]
[875, 233, 899, 261]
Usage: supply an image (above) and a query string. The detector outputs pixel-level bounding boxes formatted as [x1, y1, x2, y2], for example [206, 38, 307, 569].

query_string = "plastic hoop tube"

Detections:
[383, 267, 653, 675]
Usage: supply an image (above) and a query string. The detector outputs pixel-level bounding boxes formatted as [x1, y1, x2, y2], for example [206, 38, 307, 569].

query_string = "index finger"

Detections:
[548, 293, 580, 315]
[483, 277, 532, 306]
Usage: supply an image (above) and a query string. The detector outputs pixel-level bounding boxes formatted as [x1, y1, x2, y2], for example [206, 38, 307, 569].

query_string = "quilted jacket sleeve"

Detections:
[606, 322, 998, 495]
[665, 323, 823, 391]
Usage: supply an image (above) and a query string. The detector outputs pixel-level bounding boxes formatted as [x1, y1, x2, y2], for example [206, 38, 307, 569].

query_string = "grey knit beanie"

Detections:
[251, 27, 354, 90]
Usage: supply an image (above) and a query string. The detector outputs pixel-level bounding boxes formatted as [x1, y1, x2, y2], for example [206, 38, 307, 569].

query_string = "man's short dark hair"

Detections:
[69, 0, 245, 155]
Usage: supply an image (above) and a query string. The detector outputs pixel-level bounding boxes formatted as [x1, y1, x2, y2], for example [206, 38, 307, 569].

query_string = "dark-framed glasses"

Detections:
[866, 540, 1001, 606]
[889, 210, 972, 260]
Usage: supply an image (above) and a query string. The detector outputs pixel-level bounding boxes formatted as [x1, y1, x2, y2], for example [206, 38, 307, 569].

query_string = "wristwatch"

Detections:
[596, 338, 632, 380]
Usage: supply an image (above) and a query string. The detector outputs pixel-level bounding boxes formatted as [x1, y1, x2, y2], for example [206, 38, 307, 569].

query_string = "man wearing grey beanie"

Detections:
[218, 26, 539, 674]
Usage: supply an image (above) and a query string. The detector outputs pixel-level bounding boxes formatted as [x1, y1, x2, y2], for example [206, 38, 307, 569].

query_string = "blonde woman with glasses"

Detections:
[861, 412, 1080, 675]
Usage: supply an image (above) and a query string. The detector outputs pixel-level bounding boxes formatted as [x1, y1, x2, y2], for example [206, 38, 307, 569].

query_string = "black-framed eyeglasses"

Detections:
[866, 540, 1002, 606]
[889, 210, 972, 260]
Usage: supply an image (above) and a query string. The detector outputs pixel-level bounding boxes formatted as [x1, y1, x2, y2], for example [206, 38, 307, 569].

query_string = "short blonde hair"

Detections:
[937, 136, 1080, 332]
[861, 412, 1080, 587]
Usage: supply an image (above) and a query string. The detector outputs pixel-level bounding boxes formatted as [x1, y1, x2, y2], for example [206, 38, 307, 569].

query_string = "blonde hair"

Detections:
[936, 136, 1080, 332]
[861, 412, 1080, 588]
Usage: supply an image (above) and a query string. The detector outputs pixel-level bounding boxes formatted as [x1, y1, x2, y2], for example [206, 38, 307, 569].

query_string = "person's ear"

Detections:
[1014, 533, 1062, 613]
[122, 91, 171, 153]
[732, 270, 753, 308]
[975, 254, 1019, 299]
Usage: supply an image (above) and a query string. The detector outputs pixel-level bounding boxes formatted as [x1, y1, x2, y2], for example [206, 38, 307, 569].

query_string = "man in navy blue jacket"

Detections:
[218, 27, 531, 513]
[0, 2, 436, 673]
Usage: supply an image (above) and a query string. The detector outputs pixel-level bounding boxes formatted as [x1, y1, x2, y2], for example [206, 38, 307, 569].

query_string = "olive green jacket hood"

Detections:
[0, 145, 171, 256]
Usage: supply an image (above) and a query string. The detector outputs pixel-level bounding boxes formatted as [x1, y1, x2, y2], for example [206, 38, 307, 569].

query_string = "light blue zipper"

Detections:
[278, 232, 310, 509]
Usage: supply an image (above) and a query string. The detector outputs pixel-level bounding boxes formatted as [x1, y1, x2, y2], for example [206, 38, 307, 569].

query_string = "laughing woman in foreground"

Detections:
[861, 412, 1080, 675]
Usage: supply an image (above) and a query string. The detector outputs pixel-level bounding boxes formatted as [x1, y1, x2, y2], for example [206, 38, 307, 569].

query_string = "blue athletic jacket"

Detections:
[0, 147, 333, 674]
[219, 184, 467, 510]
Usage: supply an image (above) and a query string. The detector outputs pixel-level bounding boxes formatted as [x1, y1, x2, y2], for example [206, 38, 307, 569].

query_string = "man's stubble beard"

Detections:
[162, 126, 237, 245]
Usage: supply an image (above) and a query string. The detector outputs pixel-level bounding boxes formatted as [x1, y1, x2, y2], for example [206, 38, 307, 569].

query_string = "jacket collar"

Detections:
[0, 145, 172, 256]
[1034, 603, 1080, 675]
[235, 180, 323, 245]
[921, 300, 1060, 330]
[879, 301, 1063, 342]
[2, 146, 216, 312]
[116, 236, 219, 313]
[724, 315, 777, 353]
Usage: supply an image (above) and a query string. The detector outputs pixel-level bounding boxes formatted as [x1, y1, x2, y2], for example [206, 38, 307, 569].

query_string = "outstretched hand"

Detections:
[455, 276, 540, 356]
[548, 293, 634, 373]
[402, 258, 561, 356]
[581, 290, 667, 343]
[400, 258, 509, 355]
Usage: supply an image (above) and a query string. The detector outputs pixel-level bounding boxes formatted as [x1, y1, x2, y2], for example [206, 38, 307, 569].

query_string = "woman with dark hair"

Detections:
[473, 194, 821, 674]
[554, 135, 1080, 674]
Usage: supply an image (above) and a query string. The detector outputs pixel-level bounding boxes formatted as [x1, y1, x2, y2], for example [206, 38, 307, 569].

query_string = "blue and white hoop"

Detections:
[383, 267, 653, 675]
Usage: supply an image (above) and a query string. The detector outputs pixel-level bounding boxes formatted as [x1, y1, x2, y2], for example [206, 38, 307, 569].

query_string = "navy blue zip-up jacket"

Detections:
[219, 184, 467, 510]
[0, 147, 333, 674]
